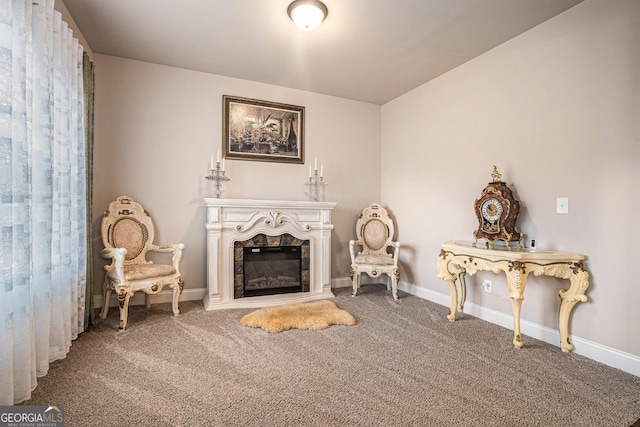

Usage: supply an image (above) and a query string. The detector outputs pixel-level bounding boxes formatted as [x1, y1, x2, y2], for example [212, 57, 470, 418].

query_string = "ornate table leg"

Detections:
[558, 263, 589, 352]
[445, 278, 459, 322]
[510, 298, 524, 349]
[457, 272, 467, 312]
[506, 261, 528, 349]
[437, 250, 460, 321]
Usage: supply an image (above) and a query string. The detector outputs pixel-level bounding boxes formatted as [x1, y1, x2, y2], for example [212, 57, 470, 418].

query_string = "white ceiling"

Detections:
[61, 0, 584, 105]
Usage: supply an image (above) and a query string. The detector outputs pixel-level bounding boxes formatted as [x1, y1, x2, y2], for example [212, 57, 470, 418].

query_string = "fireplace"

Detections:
[235, 233, 310, 298]
[244, 247, 301, 295]
[204, 198, 336, 310]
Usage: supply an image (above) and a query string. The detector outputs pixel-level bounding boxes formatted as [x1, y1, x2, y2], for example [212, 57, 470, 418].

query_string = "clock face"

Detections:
[481, 198, 503, 222]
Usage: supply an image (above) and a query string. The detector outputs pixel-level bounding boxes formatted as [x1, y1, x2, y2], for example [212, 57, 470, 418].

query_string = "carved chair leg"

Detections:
[145, 293, 151, 309]
[352, 272, 359, 297]
[118, 289, 131, 331]
[350, 266, 358, 297]
[100, 279, 111, 319]
[390, 272, 399, 300]
[171, 278, 183, 316]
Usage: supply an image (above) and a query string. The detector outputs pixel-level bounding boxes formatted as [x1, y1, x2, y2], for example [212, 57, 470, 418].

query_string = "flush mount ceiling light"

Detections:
[287, 0, 328, 31]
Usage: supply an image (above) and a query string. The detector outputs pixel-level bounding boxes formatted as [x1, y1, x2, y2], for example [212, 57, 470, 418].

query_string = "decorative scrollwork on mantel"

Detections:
[265, 211, 285, 228]
[254, 210, 310, 232]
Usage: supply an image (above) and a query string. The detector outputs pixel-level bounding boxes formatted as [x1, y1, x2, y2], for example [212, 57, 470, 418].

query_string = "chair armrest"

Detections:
[349, 239, 361, 264]
[101, 247, 127, 283]
[149, 243, 185, 274]
[149, 243, 184, 253]
[392, 242, 401, 267]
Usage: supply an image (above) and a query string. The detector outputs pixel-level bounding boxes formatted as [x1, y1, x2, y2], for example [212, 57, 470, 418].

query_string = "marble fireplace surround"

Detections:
[203, 198, 336, 310]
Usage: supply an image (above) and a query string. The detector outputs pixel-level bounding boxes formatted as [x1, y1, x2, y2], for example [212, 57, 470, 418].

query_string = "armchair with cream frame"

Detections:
[100, 195, 185, 331]
[349, 203, 401, 300]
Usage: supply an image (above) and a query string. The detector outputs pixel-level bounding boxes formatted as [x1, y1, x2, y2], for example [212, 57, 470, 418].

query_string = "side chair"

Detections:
[349, 203, 400, 300]
[100, 195, 184, 331]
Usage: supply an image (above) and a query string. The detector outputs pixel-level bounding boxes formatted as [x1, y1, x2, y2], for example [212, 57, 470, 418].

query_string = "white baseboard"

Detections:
[95, 282, 353, 308]
[94, 287, 207, 309]
[331, 277, 352, 288]
[95, 282, 353, 309]
[396, 280, 640, 378]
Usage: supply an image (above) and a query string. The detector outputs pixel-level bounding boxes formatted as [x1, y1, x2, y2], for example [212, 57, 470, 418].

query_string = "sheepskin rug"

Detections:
[240, 299, 356, 333]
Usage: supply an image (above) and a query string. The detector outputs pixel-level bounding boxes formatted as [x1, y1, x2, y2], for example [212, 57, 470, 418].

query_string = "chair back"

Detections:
[101, 195, 155, 265]
[355, 203, 395, 255]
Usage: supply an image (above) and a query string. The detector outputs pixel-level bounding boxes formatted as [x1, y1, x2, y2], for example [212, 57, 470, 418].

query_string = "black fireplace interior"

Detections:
[243, 246, 303, 297]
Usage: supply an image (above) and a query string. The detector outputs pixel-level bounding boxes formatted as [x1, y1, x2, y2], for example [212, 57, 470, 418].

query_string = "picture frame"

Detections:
[223, 95, 305, 164]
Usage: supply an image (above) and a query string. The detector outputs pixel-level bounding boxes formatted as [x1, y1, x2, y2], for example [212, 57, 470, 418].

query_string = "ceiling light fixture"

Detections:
[287, 0, 328, 31]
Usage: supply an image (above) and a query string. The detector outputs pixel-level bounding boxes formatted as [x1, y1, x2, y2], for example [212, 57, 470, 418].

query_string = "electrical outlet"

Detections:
[556, 197, 569, 214]
[482, 279, 492, 293]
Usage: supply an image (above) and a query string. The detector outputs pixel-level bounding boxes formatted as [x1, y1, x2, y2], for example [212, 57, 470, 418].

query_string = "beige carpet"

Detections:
[240, 299, 356, 333]
[19, 287, 640, 426]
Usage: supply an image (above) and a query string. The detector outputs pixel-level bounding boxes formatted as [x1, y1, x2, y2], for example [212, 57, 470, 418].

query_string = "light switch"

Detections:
[556, 197, 569, 214]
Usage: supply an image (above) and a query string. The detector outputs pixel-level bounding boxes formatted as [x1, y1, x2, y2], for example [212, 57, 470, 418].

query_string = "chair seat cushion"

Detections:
[354, 253, 394, 265]
[106, 264, 176, 281]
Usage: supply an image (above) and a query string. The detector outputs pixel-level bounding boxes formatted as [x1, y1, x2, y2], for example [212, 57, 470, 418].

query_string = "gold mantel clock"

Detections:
[473, 166, 522, 249]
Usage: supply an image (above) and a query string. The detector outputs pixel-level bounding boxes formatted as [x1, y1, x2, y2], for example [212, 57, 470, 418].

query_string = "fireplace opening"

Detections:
[243, 246, 303, 297]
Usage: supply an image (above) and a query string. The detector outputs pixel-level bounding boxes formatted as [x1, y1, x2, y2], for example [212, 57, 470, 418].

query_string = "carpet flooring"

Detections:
[21, 286, 640, 426]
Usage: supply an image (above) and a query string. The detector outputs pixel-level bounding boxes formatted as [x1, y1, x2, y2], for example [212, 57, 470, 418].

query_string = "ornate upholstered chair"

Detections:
[100, 195, 185, 331]
[349, 203, 401, 300]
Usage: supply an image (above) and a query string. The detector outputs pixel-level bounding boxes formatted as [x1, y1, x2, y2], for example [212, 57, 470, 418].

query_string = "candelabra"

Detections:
[305, 169, 327, 202]
[206, 161, 230, 198]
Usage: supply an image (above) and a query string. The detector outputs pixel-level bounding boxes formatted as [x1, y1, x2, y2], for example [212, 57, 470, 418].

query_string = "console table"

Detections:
[437, 240, 589, 352]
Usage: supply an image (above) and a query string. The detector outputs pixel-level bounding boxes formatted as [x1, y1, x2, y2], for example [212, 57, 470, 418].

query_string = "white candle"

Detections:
[222, 158, 225, 171]
[210, 155, 214, 170]
[217, 149, 220, 163]
[314, 157, 317, 171]
[320, 164, 323, 178]
[309, 165, 312, 178]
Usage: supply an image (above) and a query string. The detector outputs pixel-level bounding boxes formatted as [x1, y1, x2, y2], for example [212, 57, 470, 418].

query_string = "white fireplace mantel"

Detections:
[203, 198, 337, 310]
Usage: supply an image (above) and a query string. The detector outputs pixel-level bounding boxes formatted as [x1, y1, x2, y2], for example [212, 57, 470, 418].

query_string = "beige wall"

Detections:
[86, 0, 638, 366]
[92, 55, 381, 299]
[381, 0, 639, 356]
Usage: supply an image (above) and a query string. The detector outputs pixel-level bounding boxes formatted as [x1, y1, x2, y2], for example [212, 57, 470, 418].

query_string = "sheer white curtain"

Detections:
[0, 0, 87, 405]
